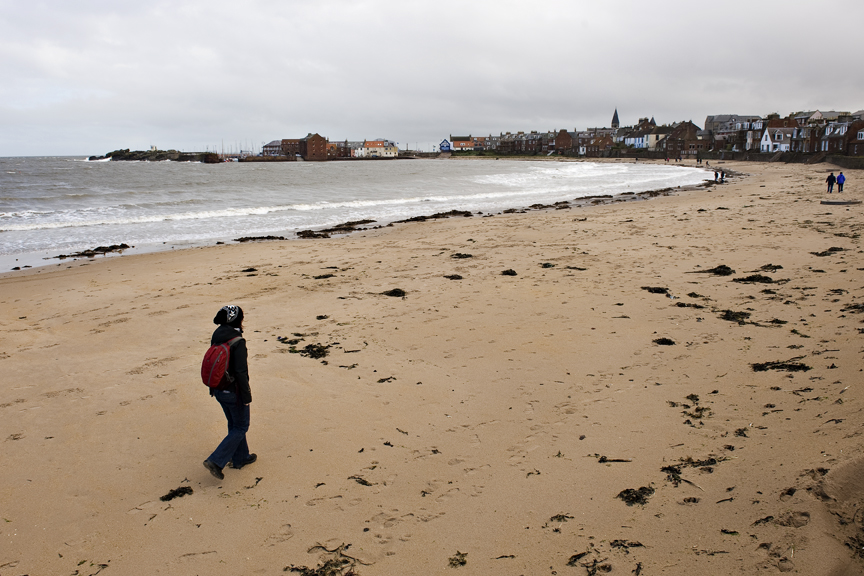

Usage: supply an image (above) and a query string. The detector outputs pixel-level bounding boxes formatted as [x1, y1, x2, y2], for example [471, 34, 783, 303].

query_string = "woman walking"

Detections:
[203, 305, 256, 479]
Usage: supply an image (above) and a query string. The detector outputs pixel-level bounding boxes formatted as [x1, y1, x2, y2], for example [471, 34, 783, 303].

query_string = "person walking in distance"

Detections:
[826, 172, 836, 193]
[836, 172, 846, 192]
[203, 305, 256, 479]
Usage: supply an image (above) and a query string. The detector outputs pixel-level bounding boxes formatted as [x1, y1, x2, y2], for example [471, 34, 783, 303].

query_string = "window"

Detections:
[858, 131, 864, 140]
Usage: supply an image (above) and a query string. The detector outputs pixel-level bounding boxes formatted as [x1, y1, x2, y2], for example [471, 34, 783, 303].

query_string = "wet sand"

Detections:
[1, 160, 863, 575]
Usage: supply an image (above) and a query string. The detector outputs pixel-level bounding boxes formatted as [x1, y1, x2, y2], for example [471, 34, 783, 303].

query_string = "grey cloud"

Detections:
[1, 0, 862, 155]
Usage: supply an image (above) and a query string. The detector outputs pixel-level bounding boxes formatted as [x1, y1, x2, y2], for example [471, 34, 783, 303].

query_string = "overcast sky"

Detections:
[1, 0, 862, 156]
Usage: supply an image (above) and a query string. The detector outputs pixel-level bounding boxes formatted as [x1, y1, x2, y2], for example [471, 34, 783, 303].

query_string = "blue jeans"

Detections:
[207, 390, 250, 468]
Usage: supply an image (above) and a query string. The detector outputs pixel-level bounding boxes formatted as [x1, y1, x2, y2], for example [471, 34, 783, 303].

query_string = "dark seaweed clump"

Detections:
[297, 230, 330, 239]
[235, 235, 286, 242]
[501, 269, 517, 276]
[610, 540, 644, 553]
[448, 551, 467, 567]
[653, 338, 675, 346]
[541, 263, 556, 268]
[53, 243, 132, 259]
[751, 359, 812, 372]
[382, 289, 406, 297]
[395, 210, 472, 223]
[719, 310, 751, 324]
[444, 274, 463, 280]
[299, 344, 330, 359]
[733, 275, 774, 284]
[617, 486, 654, 506]
[160, 486, 193, 501]
[297, 220, 377, 239]
[810, 247, 844, 257]
[451, 253, 473, 259]
[676, 302, 705, 309]
[641, 286, 669, 294]
[700, 265, 735, 276]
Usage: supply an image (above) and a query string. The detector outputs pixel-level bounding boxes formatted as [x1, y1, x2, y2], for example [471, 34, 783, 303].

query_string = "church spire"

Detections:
[611, 108, 620, 129]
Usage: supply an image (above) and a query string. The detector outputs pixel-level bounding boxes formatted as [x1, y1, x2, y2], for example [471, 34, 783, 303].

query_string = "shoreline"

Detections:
[1, 159, 713, 276]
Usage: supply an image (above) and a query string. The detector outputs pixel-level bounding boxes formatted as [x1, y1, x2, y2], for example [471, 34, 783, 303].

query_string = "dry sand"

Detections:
[1, 160, 863, 575]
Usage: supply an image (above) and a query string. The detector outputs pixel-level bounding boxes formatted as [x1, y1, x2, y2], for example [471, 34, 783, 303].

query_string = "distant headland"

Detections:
[88, 149, 222, 162]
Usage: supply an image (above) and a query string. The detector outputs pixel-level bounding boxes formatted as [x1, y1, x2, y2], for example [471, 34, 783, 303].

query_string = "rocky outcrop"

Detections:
[89, 149, 221, 163]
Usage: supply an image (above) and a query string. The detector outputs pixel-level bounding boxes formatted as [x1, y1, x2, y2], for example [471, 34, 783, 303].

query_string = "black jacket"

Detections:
[210, 325, 251, 404]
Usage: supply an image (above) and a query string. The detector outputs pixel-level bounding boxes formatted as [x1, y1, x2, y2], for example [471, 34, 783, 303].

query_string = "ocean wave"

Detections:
[0, 159, 709, 254]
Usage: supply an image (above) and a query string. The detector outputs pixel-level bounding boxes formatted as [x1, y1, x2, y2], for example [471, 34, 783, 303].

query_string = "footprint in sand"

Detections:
[371, 511, 402, 528]
[774, 511, 810, 528]
[435, 487, 460, 503]
[265, 524, 294, 546]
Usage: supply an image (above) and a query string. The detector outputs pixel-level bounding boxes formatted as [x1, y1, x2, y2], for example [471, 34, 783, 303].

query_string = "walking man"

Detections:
[827, 172, 836, 193]
[837, 172, 846, 192]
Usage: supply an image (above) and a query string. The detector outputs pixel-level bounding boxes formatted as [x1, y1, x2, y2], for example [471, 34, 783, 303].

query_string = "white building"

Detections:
[760, 128, 795, 152]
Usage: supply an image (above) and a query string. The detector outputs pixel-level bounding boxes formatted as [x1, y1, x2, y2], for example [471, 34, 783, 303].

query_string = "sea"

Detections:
[0, 157, 709, 271]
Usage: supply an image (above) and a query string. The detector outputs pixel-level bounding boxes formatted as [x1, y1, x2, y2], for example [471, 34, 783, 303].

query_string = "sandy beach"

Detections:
[2, 159, 863, 575]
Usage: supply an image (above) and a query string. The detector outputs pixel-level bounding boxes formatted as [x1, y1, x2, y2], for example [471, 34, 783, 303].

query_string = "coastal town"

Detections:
[256, 108, 864, 164]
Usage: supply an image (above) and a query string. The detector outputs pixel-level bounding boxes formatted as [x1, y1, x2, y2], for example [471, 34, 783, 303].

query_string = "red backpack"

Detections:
[201, 337, 242, 388]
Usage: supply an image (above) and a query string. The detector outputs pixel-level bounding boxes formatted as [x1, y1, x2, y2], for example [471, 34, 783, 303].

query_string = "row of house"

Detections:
[262, 134, 398, 161]
[754, 113, 864, 156]
[441, 111, 711, 158]
[442, 107, 864, 159]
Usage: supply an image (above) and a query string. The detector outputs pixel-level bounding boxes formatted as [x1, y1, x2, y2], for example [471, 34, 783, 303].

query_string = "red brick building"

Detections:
[327, 140, 353, 159]
[282, 133, 328, 161]
[656, 121, 708, 159]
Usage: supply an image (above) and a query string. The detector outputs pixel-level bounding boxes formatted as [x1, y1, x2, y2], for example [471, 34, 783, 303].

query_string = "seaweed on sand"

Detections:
[285, 543, 368, 576]
[298, 344, 330, 359]
[52, 243, 131, 259]
[687, 265, 735, 276]
[235, 235, 286, 242]
[448, 551, 467, 567]
[842, 302, 864, 314]
[617, 486, 654, 506]
[751, 358, 812, 372]
[641, 286, 669, 294]
[733, 275, 775, 283]
[382, 289, 406, 297]
[810, 247, 844, 257]
[653, 338, 675, 346]
[609, 540, 643, 553]
[160, 486, 193, 501]
[719, 310, 751, 324]
[662, 455, 727, 488]
[395, 210, 472, 223]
